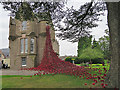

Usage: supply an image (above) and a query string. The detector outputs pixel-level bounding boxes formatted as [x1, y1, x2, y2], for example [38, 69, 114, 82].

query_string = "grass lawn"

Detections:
[1, 61, 110, 88]
[1, 74, 102, 88]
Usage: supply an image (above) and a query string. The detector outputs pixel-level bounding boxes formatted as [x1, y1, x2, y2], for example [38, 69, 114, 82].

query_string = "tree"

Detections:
[79, 47, 104, 63]
[98, 29, 110, 60]
[92, 38, 100, 49]
[77, 35, 92, 57]
[1, 1, 106, 42]
[1, 2, 66, 27]
[105, 2, 119, 88]
[56, 1, 106, 42]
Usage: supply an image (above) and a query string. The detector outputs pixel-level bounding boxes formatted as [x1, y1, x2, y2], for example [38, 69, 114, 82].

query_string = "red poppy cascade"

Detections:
[22, 25, 109, 88]
[22, 25, 88, 75]
[22, 25, 107, 82]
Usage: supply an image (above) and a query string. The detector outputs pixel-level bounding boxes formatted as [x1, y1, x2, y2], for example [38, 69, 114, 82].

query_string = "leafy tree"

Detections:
[92, 38, 100, 49]
[1, 1, 106, 42]
[77, 35, 92, 57]
[1, 2, 66, 27]
[79, 47, 104, 63]
[98, 29, 110, 60]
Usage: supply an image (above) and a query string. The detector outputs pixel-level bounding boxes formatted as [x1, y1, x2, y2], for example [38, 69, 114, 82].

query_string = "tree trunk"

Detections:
[105, 2, 120, 89]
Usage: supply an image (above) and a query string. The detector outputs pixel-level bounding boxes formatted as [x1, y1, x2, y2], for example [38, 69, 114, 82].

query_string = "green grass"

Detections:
[1, 61, 110, 88]
[1, 74, 101, 88]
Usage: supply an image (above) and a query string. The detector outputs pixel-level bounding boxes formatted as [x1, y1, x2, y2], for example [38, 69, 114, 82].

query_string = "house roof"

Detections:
[0, 50, 6, 58]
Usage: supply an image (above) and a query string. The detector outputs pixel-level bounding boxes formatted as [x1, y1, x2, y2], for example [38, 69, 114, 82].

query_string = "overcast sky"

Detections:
[0, 1, 108, 56]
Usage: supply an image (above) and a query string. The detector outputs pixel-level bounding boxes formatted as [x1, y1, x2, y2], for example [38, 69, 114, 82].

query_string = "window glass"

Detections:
[30, 38, 34, 53]
[21, 57, 26, 66]
[25, 39, 28, 53]
[21, 39, 24, 53]
[22, 21, 27, 30]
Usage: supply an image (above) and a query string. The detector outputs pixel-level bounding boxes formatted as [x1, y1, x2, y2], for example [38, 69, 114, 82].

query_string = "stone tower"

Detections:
[9, 17, 59, 70]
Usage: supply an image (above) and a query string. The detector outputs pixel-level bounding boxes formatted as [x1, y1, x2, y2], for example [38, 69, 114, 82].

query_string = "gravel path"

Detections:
[0, 69, 38, 75]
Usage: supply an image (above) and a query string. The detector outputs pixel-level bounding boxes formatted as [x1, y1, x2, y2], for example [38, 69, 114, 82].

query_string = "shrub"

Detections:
[65, 57, 72, 63]
[91, 58, 104, 64]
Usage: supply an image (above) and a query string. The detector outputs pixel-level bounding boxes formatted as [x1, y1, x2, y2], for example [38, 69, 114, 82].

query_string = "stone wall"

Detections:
[9, 17, 59, 70]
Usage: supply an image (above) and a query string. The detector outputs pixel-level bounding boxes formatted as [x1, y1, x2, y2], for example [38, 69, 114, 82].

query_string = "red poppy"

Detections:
[105, 84, 108, 86]
[101, 83, 104, 86]
[102, 86, 105, 88]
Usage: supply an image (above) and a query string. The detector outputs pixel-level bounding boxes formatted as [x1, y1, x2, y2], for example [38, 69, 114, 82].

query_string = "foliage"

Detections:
[77, 35, 92, 57]
[64, 57, 72, 63]
[74, 57, 104, 64]
[78, 47, 104, 64]
[56, 1, 107, 42]
[98, 29, 110, 60]
[79, 47, 103, 59]
[1, 1, 107, 42]
[92, 38, 101, 50]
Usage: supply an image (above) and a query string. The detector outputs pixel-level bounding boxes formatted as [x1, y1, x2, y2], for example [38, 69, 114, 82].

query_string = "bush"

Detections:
[91, 58, 104, 64]
[65, 57, 72, 63]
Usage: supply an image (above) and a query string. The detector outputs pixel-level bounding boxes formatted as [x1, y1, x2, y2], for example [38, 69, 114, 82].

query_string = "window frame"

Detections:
[30, 38, 34, 53]
[20, 39, 24, 53]
[25, 38, 28, 53]
[20, 38, 28, 54]
[21, 57, 26, 66]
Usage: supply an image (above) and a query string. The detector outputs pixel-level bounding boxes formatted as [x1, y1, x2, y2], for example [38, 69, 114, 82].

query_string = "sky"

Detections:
[0, 1, 108, 56]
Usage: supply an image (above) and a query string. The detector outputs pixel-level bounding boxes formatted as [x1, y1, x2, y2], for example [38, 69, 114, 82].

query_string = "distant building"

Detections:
[0, 48, 9, 58]
[9, 17, 59, 69]
[0, 49, 10, 68]
[0, 50, 6, 62]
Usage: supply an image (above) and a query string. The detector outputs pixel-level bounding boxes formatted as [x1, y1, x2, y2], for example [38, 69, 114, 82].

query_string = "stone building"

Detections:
[9, 17, 59, 70]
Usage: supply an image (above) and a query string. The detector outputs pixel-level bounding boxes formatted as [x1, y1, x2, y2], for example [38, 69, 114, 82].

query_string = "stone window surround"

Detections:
[20, 36, 36, 54]
[20, 38, 28, 54]
[21, 57, 27, 66]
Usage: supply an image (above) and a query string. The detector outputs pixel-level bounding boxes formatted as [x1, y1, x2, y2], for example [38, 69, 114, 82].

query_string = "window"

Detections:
[22, 21, 27, 30]
[20, 38, 28, 53]
[30, 38, 34, 53]
[0, 54, 1, 57]
[25, 39, 28, 53]
[21, 39, 24, 53]
[21, 57, 26, 66]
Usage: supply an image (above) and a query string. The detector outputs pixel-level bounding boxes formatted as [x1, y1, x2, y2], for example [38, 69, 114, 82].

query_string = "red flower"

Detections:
[92, 83, 95, 85]
[105, 84, 108, 86]
[104, 74, 106, 76]
[84, 83, 87, 85]
[101, 80, 104, 82]
[101, 83, 104, 86]
[102, 86, 105, 88]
